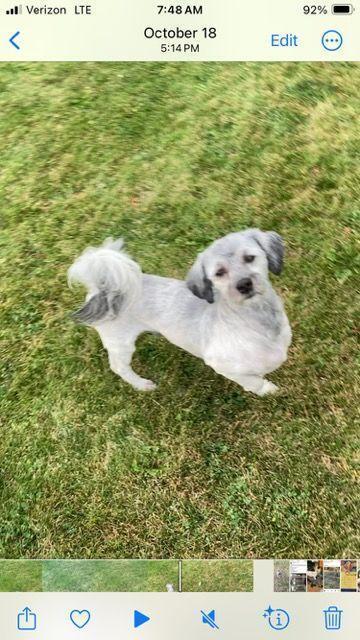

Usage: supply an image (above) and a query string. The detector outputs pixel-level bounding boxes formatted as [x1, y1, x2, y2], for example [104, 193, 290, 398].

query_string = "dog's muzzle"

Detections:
[236, 277, 254, 296]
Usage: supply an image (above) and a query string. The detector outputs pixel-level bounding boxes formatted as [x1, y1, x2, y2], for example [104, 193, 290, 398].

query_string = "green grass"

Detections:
[42, 560, 179, 591]
[0, 62, 359, 560]
[182, 560, 253, 592]
[0, 560, 42, 591]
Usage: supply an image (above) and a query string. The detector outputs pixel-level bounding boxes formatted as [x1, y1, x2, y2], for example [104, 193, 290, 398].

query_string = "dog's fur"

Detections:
[68, 229, 292, 396]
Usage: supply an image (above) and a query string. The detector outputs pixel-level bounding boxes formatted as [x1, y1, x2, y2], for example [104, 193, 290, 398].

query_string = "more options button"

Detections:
[321, 29, 343, 51]
[271, 33, 300, 47]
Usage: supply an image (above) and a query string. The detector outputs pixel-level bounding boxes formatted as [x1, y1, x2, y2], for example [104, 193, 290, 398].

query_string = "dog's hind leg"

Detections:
[97, 322, 157, 392]
[108, 347, 157, 391]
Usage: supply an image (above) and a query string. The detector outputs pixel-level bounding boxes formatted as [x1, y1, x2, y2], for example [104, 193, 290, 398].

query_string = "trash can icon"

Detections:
[324, 606, 343, 630]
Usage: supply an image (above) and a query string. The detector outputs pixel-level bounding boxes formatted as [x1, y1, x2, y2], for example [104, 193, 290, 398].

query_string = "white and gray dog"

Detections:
[68, 229, 291, 396]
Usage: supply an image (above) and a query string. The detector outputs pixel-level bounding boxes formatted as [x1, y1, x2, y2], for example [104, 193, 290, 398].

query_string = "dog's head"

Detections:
[186, 229, 284, 304]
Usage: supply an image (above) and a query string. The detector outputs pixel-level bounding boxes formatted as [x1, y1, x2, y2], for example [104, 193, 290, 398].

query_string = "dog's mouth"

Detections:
[243, 289, 260, 300]
[230, 284, 261, 302]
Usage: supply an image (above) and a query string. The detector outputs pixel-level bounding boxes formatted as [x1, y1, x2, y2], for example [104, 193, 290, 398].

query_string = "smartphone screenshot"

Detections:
[324, 560, 342, 592]
[0, 1, 359, 638]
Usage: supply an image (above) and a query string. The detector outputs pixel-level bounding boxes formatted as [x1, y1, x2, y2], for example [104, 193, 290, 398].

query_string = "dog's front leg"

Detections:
[206, 358, 278, 396]
[230, 374, 278, 396]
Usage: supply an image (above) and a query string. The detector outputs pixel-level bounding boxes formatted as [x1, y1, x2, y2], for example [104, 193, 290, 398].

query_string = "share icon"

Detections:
[201, 609, 219, 629]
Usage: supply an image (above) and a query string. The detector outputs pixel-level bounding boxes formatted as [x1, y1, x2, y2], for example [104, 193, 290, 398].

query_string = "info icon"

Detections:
[263, 605, 290, 631]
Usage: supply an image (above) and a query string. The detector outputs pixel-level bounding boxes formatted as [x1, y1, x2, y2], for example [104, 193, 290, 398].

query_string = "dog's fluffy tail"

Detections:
[68, 238, 142, 324]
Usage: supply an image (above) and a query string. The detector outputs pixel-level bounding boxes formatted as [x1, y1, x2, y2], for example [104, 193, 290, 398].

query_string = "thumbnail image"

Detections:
[290, 560, 307, 592]
[0, 560, 42, 592]
[340, 560, 357, 592]
[306, 560, 324, 592]
[357, 563, 360, 592]
[324, 560, 341, 591]
[181, 560, 253, 592]
[42, 560, 179, 592]
[274, 560, 290, 592]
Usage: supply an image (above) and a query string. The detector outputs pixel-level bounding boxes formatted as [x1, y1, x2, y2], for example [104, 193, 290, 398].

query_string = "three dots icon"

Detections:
[322, 29, 343, 50]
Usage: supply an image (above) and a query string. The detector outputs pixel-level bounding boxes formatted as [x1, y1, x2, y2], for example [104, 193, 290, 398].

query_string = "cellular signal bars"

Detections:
[6, 5, 22, 14]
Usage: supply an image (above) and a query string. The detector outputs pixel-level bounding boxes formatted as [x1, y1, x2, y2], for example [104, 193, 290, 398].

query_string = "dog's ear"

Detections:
[252, 230, 285, 275]
[186, 252, 214, 303]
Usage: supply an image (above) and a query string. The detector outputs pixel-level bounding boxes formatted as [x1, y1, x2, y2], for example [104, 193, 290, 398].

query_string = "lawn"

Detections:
[42, 559, 179, 591]
[0, 62, 359, 560]
[0, 559, 179, 591]
[0, 560, 42, 591]
[181, 559, 253, 592]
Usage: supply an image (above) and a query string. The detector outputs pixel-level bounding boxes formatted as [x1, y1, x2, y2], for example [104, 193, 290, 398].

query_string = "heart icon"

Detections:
[70, 609, 91, 629]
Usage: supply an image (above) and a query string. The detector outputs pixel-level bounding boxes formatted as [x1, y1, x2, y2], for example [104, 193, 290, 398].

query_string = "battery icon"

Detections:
[332, 4, 354, 12]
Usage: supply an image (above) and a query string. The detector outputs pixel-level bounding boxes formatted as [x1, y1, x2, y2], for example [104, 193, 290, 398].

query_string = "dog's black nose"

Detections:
[236, 277, 253, 294]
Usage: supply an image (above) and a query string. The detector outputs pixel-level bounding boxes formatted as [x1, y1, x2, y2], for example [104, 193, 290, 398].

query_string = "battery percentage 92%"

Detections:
[303, 5, 328, 13]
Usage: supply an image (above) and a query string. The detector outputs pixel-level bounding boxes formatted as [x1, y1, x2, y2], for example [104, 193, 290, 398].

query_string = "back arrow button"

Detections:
[9, 31, 21, 50]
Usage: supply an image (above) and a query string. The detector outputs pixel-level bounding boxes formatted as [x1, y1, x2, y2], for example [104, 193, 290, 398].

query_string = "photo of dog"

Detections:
[1, 62, 358, 561]
[68, 229, 291, 396]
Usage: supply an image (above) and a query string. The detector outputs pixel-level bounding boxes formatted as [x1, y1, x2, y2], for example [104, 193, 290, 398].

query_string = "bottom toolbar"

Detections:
[1, 593, 359, 639]
[1, 560, 359, 640]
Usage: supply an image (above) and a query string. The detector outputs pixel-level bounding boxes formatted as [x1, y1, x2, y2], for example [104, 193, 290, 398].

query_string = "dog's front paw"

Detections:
[133, 377, 157, 392]
[258, 380, 279, 396]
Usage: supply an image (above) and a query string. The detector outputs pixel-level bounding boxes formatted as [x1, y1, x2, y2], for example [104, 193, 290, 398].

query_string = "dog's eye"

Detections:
[244, 255, 255, 263]
[215, 267, 227, 277]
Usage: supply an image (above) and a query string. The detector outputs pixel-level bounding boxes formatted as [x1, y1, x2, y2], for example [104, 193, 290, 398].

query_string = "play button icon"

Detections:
[134, 610, 151, 628]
